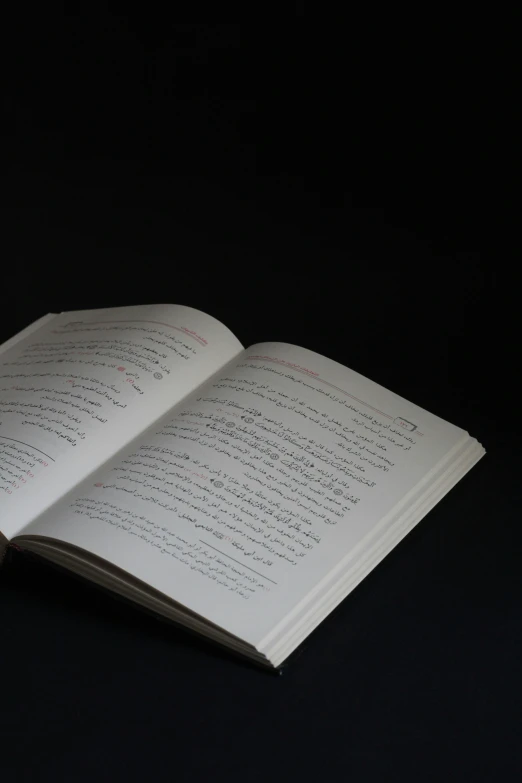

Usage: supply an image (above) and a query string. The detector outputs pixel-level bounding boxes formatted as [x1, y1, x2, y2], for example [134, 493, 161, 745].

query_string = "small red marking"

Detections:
[117, 367, 125, 372]
[94, 483, 103, 487]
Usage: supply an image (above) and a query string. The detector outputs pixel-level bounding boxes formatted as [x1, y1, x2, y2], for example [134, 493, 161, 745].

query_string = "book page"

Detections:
[20, 342, 471, 647]
[0, 304, 243, 539]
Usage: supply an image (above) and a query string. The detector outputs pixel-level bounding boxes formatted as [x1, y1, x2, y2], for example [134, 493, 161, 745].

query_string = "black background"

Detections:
[1, 11, 520, 782]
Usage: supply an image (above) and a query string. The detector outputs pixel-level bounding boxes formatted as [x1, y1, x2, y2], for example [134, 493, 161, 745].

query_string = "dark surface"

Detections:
[1, 13, 520, 782]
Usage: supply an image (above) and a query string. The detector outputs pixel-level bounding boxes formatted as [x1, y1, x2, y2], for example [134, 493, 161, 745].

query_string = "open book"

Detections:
[0, 304, 484, 668]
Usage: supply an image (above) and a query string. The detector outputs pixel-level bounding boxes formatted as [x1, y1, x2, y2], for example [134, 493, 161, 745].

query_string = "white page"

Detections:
[20, 342, 475, 647]
[0, 304, 243, 539]
[0, 314, 57, 354]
